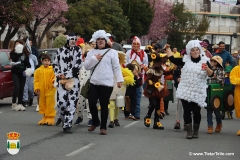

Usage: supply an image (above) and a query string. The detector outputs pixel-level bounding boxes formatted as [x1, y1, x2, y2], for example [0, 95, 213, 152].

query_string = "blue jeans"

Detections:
[135, 87, 142, 118]
[207, 108, 222, 126]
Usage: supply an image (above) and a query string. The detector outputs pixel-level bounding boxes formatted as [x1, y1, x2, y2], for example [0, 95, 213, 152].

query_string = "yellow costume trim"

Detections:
[155, 82, 161, 88]
[122, 67, 135, 86]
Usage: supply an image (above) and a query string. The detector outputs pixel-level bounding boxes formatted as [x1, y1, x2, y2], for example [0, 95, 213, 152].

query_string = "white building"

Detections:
[177, 0, 240, 53]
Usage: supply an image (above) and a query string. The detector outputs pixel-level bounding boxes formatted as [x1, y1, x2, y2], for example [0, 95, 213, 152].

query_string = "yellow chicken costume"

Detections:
[230, 63, 240, 135]
[34, 65, 56, 125]
[108, 51, 134, 127]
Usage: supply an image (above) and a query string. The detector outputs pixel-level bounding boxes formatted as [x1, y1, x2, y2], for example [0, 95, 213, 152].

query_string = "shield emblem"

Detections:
[7, 140, 20, 155]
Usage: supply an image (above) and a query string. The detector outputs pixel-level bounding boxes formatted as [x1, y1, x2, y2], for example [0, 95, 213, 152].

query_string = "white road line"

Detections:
[123, 121, 139, 128]
[65, 143, 95, 157]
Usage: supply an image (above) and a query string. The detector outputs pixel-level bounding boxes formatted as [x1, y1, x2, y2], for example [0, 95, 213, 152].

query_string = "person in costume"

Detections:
[124, 63, 143, 120]
[143, 52, 172, 130]
[74, 44, 93, 126]
[22, 39, 38, 108]
[230, 60, 240, 135]
[125, 36, 148, 119]
[206, 56, 225, 134]
[108, 51, 135, 127]
[10, 39, 33, 111]
[52, 32, 82, 134]
[84, 30, 123, 135]
[34, 54, 56, 125]
[165, 40, 214, 139]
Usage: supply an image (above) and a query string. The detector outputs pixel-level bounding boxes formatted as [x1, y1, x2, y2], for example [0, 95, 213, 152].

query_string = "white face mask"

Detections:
[68, 36, 76, 47]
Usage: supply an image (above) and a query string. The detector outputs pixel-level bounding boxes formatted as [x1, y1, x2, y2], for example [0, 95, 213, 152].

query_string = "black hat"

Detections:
[154, 44, 162, 50]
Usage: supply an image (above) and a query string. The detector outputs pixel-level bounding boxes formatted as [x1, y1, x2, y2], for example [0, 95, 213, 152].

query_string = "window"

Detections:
[0, 52, 10, 66]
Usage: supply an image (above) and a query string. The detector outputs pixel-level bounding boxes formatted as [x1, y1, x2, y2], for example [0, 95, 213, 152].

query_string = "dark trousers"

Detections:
[181, 99, 201, 124]
[164, 100, 169, 111]
[207, 108, 222, 126]
[147, 98, 160, 118]
[12, 72, 26, 104]
[124, 90, 136, 117]
[88, 84, 113, 130]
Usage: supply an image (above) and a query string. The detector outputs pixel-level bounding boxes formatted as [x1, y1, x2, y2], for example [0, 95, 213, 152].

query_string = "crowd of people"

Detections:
[9, 30, 240, 138]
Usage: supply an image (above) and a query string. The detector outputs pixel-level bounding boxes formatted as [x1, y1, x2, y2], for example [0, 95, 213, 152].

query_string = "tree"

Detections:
[166, 3, 210, 50]
[53, 34, 66, 48]
[146, 0, 175, 41]
[65, 0, 130, 42]
[0, 0, 33, 48]
[118, 0, 154, 37]
[25, 0, 68, 48]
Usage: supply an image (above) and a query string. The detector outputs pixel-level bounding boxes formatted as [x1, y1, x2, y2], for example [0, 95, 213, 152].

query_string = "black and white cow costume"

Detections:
[53, 33, 82, 133]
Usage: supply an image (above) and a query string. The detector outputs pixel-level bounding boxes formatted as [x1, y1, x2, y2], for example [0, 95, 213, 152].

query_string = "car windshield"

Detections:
[0, 51, 10, 66]
[38, 49, 57, 62]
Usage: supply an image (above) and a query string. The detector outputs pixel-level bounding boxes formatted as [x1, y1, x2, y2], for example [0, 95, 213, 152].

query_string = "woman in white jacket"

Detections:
[84, 30, 123, 135]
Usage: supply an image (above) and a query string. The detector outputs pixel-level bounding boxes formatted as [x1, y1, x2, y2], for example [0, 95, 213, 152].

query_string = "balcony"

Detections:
[207, 25, 238, 34]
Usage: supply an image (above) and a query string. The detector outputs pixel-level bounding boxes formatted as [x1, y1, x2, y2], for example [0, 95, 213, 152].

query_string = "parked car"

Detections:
[38, 48, 58, 62]
[0, 49, 14, 99]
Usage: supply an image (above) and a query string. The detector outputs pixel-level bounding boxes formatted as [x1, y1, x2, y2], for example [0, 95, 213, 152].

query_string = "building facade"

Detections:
[178, 0, 240, 53]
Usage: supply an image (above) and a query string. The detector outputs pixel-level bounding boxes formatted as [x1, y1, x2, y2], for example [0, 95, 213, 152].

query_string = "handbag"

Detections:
[80, 49, 110, 98]
[115, 94, 125, 108]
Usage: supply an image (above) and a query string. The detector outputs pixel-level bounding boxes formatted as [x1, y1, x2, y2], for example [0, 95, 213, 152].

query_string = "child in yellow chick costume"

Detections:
[230, 60, 240, 135]
[108, 51, 135, 128]
[34, 54, 56, 125]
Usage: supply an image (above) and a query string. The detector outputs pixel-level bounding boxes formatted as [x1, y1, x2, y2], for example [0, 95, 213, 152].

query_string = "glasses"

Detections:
[97, 38, 105, 41]
[133, 42, 140, 45]
[70, 38, 76, 41]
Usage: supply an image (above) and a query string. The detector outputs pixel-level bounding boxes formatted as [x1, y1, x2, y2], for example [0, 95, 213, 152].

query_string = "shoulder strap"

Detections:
[90, 49, 110, 77]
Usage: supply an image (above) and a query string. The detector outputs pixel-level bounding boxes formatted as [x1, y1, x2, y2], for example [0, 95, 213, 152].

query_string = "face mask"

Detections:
[68, 37, 76, 47]
[15, 44, 24, 54]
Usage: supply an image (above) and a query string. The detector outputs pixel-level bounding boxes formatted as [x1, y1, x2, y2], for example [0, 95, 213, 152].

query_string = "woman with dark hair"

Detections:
[10, 39, 31, 111]
[84, 30, 123, 135]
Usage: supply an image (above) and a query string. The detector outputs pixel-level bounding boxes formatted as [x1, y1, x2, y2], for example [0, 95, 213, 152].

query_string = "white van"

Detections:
[123, 44, 146, 51]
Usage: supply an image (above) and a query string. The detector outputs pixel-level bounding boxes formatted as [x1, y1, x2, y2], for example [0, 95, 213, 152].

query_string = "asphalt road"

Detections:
[0, 97, 239, 160]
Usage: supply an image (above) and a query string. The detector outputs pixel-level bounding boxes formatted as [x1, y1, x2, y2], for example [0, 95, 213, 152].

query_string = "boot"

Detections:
[108, 121, 114, 128]
[114, 119, 120, 126]
[153, 118, 164, 130]
[38, 116, 47, 125]
[63, 127, 72, 134]
[55, 118, 62, 126]
[192, 124, 200, 138]
[207, 126, 213, 134]
[45, 116, 55, 126]
[185, 123, 192, 139]
[215, 124, 222, 133]
[144, 116, 151, 128]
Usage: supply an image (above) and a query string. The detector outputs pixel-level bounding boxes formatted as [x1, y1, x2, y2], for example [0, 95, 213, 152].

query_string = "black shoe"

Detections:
[135, 116, 140, 120]
[55, 118, 62, 126]
[29, 99, 33, 106]
[74, 116, 83, 125]
[114, 119, 120, 126]
[63, 127, 72, 134]
[174, 122, 181, 129]
[23, 101, 28, 107]
[108, 121, 114, 128]
[165, 110, 169, 115]
[144, 116, 151, 127]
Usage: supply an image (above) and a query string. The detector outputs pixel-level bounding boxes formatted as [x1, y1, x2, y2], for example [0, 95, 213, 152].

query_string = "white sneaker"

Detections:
[36, 105, 39, 112]
[11, 103, 18, 110]
[17, 104, 26, 111]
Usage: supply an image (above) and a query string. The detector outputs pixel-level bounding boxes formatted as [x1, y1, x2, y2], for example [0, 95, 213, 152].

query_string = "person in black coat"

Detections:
[10, 39, 31, 111]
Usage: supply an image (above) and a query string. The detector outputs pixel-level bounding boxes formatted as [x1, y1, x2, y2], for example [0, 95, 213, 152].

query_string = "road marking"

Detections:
[65, 143, 95, 157]
[123, 121, 139, 128]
